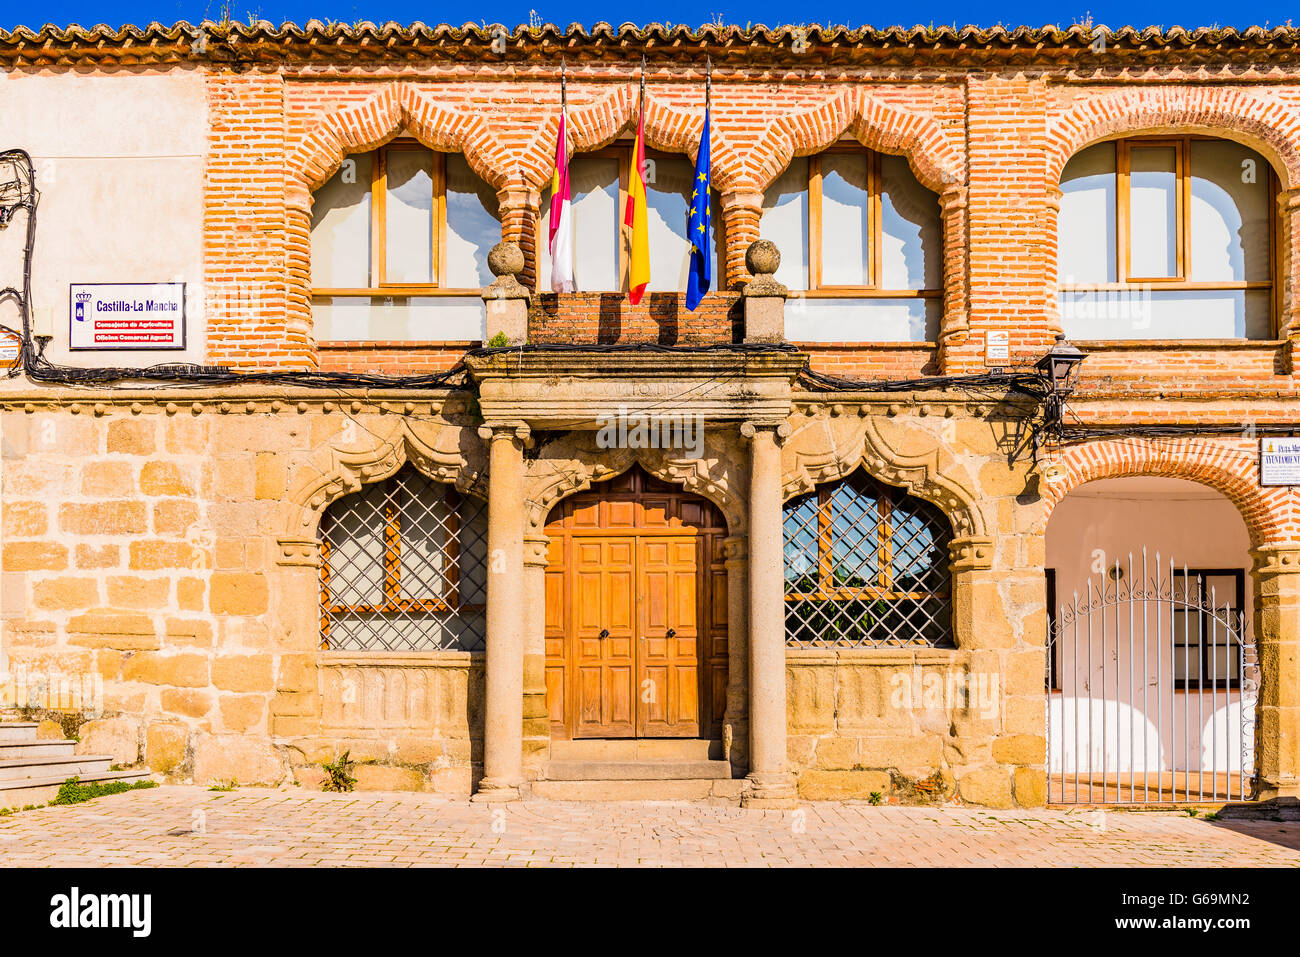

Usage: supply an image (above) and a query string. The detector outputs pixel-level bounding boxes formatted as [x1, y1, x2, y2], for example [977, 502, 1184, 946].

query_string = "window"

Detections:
[537, 146, 724, 293]
[1171, 569, 1245, 690]
[783, 471, 953, 647]
[1058, 137, 1277, 340]
[310, 142, 501, 342]
[319, 468, 488, 652]
[760, 146, 943, 342]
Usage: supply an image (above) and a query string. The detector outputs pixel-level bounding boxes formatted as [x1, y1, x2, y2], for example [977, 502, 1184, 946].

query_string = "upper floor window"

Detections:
[319, 467, 488, 652]
[783, 471, 953, 648]
[311, 142, 501, 342]
[761, 146, 943, 342]
[1058, 136, 1277, 340]
[537, 146, 723, 293]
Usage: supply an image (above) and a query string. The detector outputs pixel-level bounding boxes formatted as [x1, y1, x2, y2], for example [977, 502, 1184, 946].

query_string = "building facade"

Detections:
[1, 21, 1298, 808]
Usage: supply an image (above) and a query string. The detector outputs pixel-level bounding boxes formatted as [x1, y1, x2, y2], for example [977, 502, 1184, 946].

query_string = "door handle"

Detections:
[666, 628, 677, 638]
[599, 629, 610, 639]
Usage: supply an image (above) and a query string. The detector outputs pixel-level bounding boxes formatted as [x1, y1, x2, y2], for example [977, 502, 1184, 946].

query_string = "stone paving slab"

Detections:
[0, 786, 1298, 867]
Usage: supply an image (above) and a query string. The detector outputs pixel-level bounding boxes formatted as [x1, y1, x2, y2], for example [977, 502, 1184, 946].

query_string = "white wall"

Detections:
[1045, 477, 1256, 779]
[0, 70, 208, 366]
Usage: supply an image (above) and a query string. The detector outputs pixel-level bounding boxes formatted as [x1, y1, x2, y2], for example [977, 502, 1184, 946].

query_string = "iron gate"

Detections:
[1047, 551, 1258, 804]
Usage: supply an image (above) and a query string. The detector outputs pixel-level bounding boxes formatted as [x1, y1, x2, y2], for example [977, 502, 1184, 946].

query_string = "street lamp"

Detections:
[1034, 333, 1086, 397]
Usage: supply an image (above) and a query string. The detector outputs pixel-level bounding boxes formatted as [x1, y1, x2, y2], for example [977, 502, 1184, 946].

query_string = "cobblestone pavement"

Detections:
[1, 786, 1298, 866]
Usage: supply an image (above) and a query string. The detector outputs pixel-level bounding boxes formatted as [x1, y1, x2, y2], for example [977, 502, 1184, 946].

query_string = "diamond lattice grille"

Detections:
[784, 472, 953, 647]
[319, 468, 487, 651]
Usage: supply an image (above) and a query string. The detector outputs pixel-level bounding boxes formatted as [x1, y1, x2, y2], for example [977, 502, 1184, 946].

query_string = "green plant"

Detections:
[208, 779, 238, 792]
[868, 792, 883, 806]
[322, 751, 357, 792]
[51, 777, 157, 806]
[487, 331, 511, 348]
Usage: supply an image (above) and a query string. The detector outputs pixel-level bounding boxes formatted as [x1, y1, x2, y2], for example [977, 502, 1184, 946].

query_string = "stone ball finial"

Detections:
[746, 239, 781, 277]
[488, 241, 525, 279]
[742, 239, 788, 300]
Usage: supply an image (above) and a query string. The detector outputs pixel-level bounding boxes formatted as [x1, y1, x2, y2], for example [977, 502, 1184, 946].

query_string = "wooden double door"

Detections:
[544, 468, 728, 739]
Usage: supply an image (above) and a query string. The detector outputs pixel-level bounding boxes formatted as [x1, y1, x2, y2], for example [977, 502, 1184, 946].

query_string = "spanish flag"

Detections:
[549, 108, 575, 292]
[624, 105, 651, 303]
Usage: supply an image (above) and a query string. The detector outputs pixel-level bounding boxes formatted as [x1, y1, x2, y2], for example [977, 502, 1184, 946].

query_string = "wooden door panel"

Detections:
[573, 539, 635, 737]
[637, 535, 700, 737]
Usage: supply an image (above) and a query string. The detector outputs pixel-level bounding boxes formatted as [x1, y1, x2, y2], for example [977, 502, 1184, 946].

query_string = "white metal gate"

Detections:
[1047, 551, 1258, 804]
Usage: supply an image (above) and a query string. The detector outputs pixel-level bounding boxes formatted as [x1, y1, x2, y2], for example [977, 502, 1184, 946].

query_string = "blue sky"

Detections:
[5, 2, 1297, 31]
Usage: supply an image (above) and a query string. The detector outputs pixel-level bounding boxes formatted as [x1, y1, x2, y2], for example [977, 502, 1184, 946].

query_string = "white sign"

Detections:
[69, 283, 186, 351]
[1260, 438, 1300, 487]
[985, 330, 1009, 364]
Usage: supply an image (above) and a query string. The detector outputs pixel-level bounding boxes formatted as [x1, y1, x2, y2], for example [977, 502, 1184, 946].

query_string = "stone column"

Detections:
[472, 421, 530, 801]
[1277, 188, 1300, 371]
[1251, 544, 1300, 802]
[521, 533, 551, 772]
[740, 419, 798, 807]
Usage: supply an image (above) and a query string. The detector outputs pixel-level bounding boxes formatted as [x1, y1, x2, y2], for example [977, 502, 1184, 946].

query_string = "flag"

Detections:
[549, 108, 575, 292]
[685, 109, 712, 312]
[624, 104, 651, 304]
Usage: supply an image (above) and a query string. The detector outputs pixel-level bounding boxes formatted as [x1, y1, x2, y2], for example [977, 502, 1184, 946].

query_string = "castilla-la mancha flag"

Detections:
[624, 105, 651, 303]
[549, 109, 575, 292]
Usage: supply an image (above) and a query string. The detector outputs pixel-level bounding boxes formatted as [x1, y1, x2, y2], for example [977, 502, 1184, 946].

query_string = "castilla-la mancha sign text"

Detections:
[69, 283, 186, 351]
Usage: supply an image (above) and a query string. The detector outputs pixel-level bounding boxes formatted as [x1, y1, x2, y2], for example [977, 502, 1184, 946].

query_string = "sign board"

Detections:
[0, 329, 20, 369]
[69, 283, 185, 351]
[985, 330, 1009, 364]
[1260, 438, 1300, 487]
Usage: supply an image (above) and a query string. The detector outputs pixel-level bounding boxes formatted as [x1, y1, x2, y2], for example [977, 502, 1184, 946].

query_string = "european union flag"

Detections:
[685, 109, 712, 312]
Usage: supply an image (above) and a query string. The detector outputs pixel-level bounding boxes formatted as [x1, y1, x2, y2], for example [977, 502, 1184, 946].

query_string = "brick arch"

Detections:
[289, 82, 512, 192]
[283, 83, 513, 367]
[1040, 438, 1299, 547]
[750, 87, 963, 194]
[1046, 86, 1300, 188]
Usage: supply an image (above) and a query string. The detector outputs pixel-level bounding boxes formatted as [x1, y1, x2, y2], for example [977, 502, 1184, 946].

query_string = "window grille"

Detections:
[783, 471, 953, 647]
[319, 468, 487, 651]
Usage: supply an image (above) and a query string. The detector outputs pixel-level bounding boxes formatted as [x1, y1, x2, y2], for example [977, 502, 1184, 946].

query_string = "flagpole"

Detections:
[560, 56, 567, 111]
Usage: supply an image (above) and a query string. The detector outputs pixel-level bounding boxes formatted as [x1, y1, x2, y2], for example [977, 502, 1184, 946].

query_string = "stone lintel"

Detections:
[467, 349, 808, 427]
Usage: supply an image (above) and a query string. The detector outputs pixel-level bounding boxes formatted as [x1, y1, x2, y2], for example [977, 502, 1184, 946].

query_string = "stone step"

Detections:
[0, 769, 151, 809]
[0, 740, 76, 760]
[0, 753, 116, 783]
[530, 778, 746, 803]
[0, 723, 40, 744]
[548, 738, 723, 761]
[545, 759, 734, 781]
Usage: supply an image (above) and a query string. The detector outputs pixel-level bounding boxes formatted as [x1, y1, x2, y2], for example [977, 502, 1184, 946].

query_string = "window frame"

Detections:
[318, 476, 484, 652]
[535, 142, 726, 294]
[311, 139, 489, 299]
[1170, 567, 1246, 692]
[783, 472, 954, 648]
[1060, 134, 1280, 335]
[773, 143, 943, 301]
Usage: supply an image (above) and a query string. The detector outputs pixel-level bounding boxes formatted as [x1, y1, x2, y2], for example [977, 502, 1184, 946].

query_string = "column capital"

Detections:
[478, 420, 533, 447]
[523, 534, 550, 568]
[1251, 543, 1300, 578]
[940, 184, 970, 212]
[740, 419, 791, 444]
[722, 534, 747, 565]
[1279, 186, 1300, 213]
[949, 536, 995, 573]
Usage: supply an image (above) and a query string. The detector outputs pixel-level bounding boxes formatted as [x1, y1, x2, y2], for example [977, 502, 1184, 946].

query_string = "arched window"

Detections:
[760, 145, 943, 342]
[783, 471, 953, 647]
[310, 142, 501, 342]
[318, 467, 488, 651]
[537, 146, 724, 292]
[1058, 136, 1278, 340]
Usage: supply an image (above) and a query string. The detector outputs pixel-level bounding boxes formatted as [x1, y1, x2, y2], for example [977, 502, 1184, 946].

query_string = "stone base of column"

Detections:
[741, 771, 798, 808]
[470, 778, 522, 802]
[1254, 775, 1300, 802]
